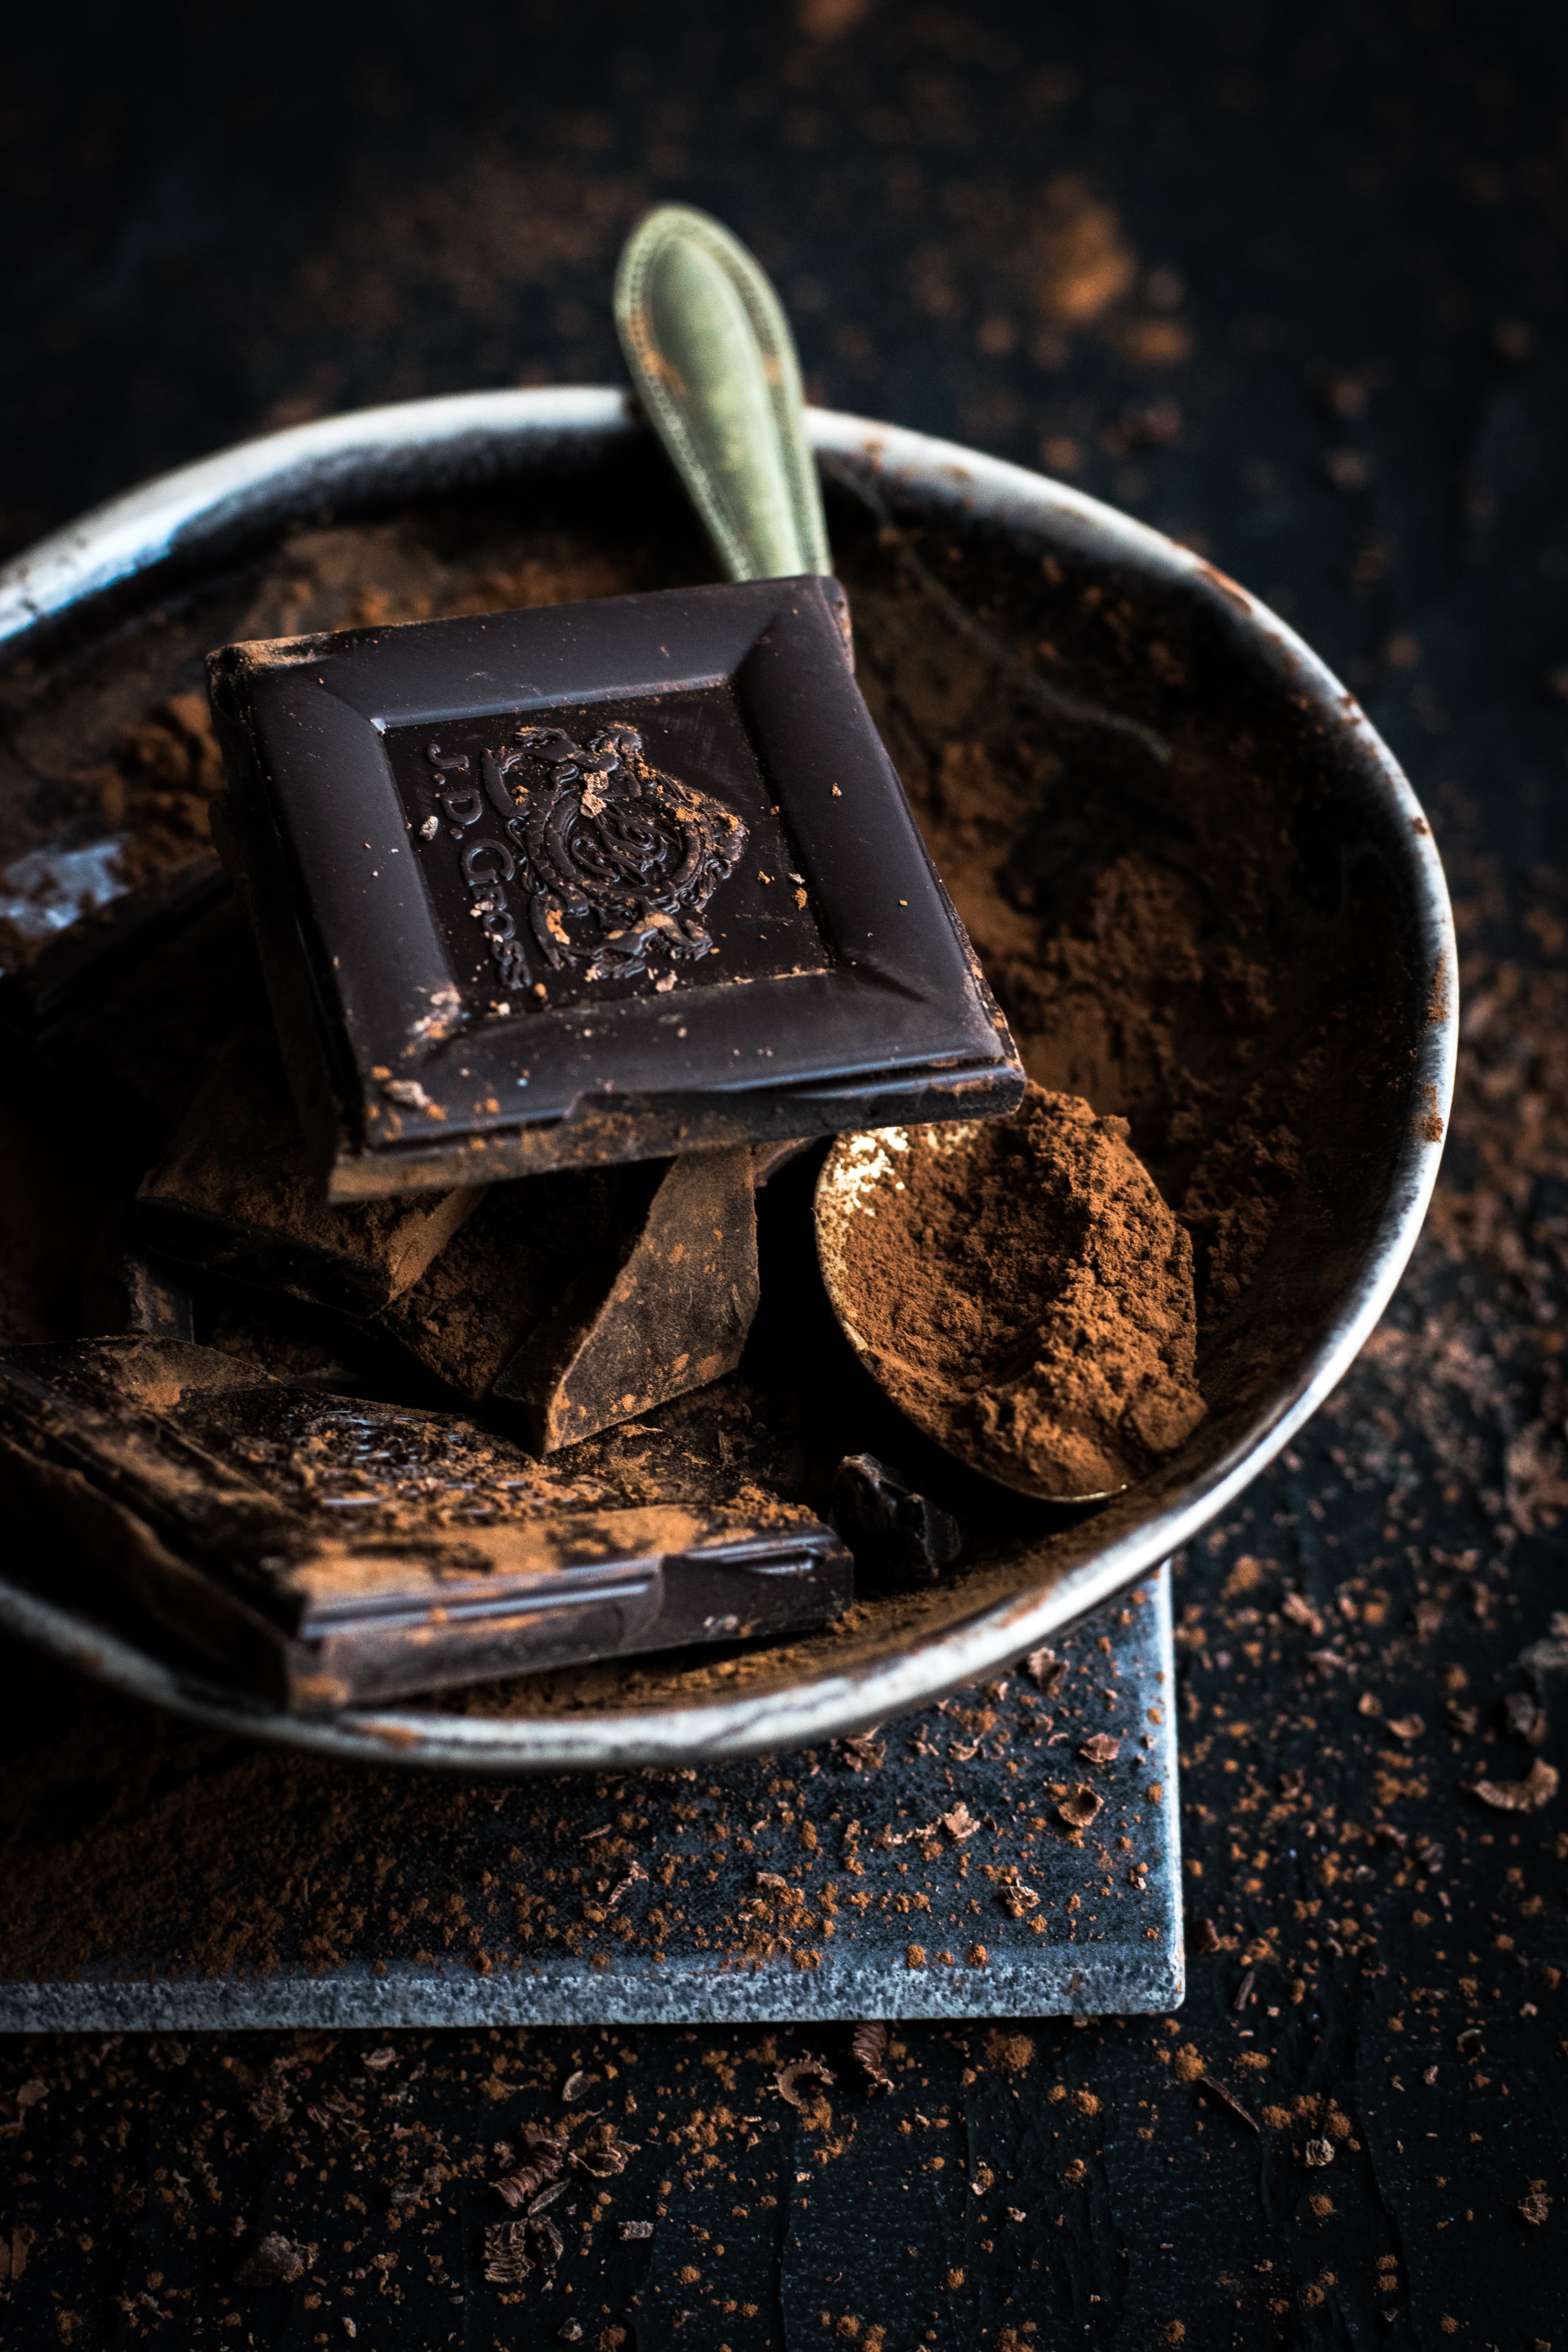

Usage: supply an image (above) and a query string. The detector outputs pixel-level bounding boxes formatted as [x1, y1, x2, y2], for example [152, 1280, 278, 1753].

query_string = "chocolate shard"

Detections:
[830, 1452, 963, 1592]
[113, 1248, 195, 1342]
[491, 1146, 759, 1448]
[206, 575, 1023, 1201]
[136, 1020, 481, 1317]
[0, 1338, 851, 1711]
[359, 1149, 760, 1450]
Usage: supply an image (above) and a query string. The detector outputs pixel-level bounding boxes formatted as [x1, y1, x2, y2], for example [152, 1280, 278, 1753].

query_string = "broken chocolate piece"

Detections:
[138, 1019, 760, 1448]
[0, 857, 256, 1159]
[0, 1339, 851, 1711]
[352, 1146, 760, 1450]
[206, 576, 1023, 1199]
[491, 1145, 760, 1448]
[830, 1452, 963, 1592]
[137, 1020, 481, 1316]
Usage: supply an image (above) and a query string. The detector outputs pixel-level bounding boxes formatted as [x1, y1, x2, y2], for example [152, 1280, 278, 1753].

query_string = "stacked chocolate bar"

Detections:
[0, 566, 1020, 1711]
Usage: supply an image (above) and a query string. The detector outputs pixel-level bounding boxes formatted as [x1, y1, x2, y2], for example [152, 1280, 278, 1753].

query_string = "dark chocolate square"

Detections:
[208, 577, 1021, 1198]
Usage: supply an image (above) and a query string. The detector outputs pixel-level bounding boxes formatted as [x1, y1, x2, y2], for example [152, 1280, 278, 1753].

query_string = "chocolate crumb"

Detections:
[234, 2233, 307, 2288]
[1057, 1785, 1103, 1829]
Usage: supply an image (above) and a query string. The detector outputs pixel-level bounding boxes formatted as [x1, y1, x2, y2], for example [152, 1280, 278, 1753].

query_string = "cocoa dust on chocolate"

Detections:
[827, 1085, 1206, 1498]
[0, 478, 1403, 1711]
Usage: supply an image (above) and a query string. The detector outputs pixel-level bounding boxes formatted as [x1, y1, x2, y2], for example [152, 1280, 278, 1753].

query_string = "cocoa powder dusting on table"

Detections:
[836, 1083, 1206, 1497]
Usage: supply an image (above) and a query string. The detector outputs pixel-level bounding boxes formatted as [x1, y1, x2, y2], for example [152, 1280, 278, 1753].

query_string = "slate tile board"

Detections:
[0, 1572, 1180, 2031]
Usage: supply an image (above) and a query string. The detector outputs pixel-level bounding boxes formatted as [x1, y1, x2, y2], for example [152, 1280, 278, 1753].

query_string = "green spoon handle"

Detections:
[615, 204, 832, 584]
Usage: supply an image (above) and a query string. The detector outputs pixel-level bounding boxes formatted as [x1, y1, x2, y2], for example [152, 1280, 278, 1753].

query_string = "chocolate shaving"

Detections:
[561, 2071, 593, 2103]
[775, 2058, 835, 2110]
[494, 2152, 563, 2209]
[1197, 2076, 1259, 2133]
[1078, 1733, 1120, 1765]
[851, 2022, 893, 2093]
[247, 2069, 293, 2132]
[482, 2221, 533, 2284]
[1386, 1713, 1424, 1741]
[1190, 1916, 1221, 1955]
[1027, 1645, 1066, 1694]
[1303, 2136, 1334, 2166]
[1468, 1758, 1560, 1812]
[1057, 1784, 1103, 1829]
[571, 2136, 638, 2179]
[529, 2216, 565, 2275]
[1281, 1592, 1324, 1634]
[1502, 1691, 1547, 1745]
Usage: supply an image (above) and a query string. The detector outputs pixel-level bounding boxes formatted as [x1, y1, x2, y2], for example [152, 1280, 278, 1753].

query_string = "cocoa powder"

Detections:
[828, 1084, 1205, 1499]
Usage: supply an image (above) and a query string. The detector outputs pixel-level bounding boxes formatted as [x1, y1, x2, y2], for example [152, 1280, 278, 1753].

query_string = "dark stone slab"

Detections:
[0, 1570, 1180, 2030]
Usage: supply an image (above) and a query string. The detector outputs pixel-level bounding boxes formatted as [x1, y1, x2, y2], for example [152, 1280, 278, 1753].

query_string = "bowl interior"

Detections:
[0, 400, 1447, 1751]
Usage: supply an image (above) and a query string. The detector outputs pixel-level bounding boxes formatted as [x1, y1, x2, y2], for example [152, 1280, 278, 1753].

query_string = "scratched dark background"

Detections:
[4, 0, 1568, 2345]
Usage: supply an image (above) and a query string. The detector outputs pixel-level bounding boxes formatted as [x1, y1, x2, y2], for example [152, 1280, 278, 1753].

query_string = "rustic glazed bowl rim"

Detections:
[0, 387, 1459, 1770]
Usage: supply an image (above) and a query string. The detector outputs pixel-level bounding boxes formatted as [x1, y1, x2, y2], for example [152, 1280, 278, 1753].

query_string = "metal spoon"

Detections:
[615, 202, 830, 584]
[615, 212, 1119, 1504]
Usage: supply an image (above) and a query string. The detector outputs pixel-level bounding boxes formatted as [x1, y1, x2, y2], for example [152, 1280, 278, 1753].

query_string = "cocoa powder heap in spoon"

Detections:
[815, 1083, 1207, 1502]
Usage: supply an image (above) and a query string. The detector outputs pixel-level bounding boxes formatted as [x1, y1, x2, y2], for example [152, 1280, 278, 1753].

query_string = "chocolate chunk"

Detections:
[137, 1020, 481, 1316]
[206, 576, 1022, 1199]
[0, 1338, 851, 1710]
[830, 1451, 963, 1591]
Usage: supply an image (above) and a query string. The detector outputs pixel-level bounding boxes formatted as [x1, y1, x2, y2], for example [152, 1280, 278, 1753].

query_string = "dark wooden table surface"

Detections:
[2, 4, 1566, 2345]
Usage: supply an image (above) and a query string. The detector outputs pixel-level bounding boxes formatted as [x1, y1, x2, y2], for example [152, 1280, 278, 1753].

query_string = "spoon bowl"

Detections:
[814, 1119, 1131, 1507]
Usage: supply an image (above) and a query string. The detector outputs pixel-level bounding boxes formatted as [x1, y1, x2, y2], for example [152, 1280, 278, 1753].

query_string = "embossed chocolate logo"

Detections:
[424, 721, 748, 998]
